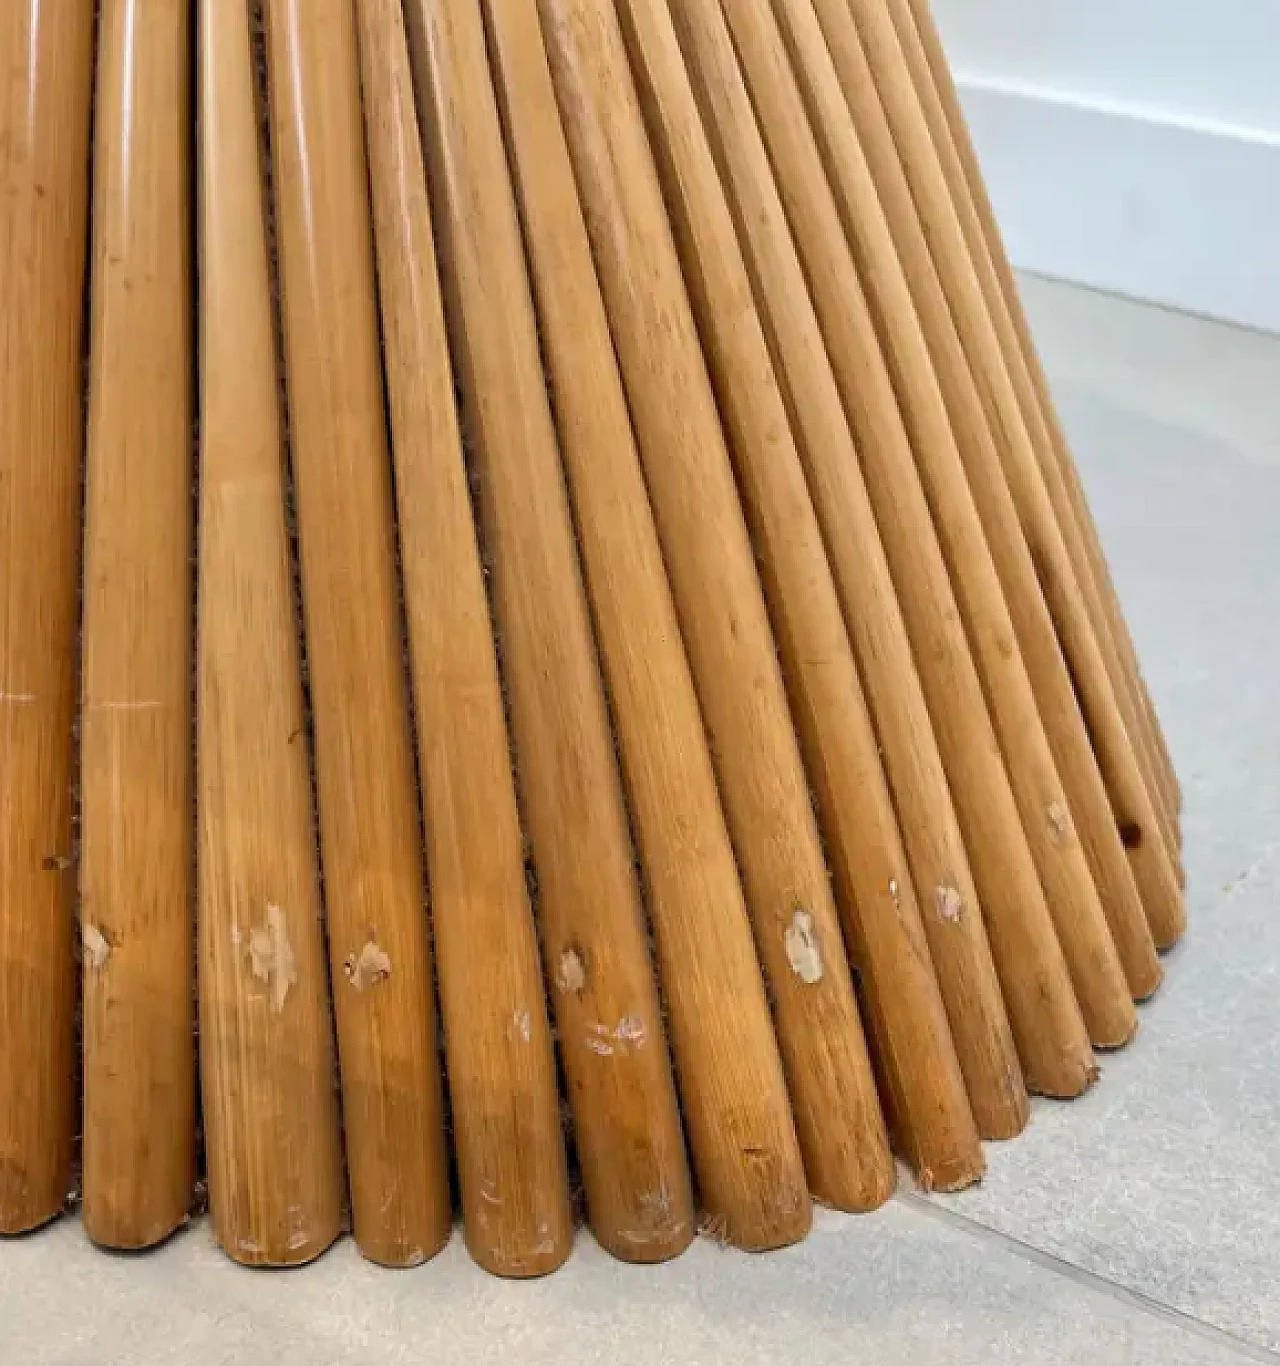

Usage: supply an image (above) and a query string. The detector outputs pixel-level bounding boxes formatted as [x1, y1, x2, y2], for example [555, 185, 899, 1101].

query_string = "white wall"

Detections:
[931, 0, 1280, 333]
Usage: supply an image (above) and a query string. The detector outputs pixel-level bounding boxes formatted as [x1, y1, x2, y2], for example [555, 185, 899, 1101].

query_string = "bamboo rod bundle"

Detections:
[889, 0, 1182, 827]
[669, 0, 1095, 1103]
[606, 0, 1023, 1155]
[540, 0, 990, 1194]
[358, 0, 576, 1275]
[0, 0, 94, 1234]
[196, 0, 344, 1266]
[0, 0, 1188, 1279]
[486, 0, 892, 1220]
[261, 0, 453, 1267]
[80, 0, 196, 1248]
[768, 0, 1150, 1035]
[820, 0, 1186, 951]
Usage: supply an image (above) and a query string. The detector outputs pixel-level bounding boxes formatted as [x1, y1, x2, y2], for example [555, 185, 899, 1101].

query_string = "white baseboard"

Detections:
[955, 76, 1280, 335]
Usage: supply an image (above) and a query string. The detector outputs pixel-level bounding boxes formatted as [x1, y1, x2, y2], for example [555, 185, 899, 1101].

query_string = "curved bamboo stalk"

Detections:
[80, 0, 196, 1249]
[0, 0, 94, 1234]
[196, 0, 344, 1266]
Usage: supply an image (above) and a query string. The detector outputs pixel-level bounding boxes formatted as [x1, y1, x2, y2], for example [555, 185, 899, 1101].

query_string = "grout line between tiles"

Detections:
[898, 1193, 1280, 1364]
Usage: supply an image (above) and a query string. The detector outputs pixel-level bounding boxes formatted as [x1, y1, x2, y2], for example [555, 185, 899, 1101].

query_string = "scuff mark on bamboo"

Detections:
[248, 903, 297, 1013]
[784, 909, 824, 983]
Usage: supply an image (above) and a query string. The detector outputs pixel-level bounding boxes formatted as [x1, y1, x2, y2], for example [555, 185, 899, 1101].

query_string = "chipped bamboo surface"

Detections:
[886, 0, 1183, 848]
[0, 0, 94, 1234]
[195, 0, 343, 1267]
[262, 0, 451, 1268]
[490, 0, 889, 1222]
[829, 0, 1185, 953]
[541, 0, 980, 1195]
[80, 0, 195, 1249]
[890, 0, 1180, 819]
[692, 0, 1094, 1103]
[360, 0, 587, 1275]
[770, 0, 1143, 1040]
[479, 0, 833, 1244]
[612, 0, 1017, 1155]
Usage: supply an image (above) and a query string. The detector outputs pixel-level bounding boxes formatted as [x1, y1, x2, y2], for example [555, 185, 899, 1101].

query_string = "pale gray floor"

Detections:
[2, 278, 1277, 1364]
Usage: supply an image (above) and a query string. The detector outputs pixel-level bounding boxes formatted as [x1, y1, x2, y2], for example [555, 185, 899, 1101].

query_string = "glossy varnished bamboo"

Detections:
[492, 0, 892, 1218]
[683, 0, 1094, 1102]
[362, 0, 611, 1273]
[79, 0, 195, 1248]
[612, 0, 1020, 1150]
[829, 0, 1185, 948]
[262, 0, 452, 1267]
[478, 0, 839, 1242]
[196, 0, 343, 1266]
[884, 0, 1183, 854]
[0, 1, 94, 1233]
[541, 0, 981, 1192]
[770, 0, 1147, 1035]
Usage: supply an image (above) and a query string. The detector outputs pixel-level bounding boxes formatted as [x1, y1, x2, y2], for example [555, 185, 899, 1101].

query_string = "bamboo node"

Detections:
[784, 910, 824, 983]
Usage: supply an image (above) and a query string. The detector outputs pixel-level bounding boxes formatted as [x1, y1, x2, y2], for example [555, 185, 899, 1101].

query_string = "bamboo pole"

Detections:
[0, 0, 94, 1234]
[610, 0, 1022, 1148]
[726, 0, 1135, 1044]
[674, 0, 1094, 1101]
[261, 0, 453, 1268]
[541, 0, 983, 1192]
[826, 0, 1186, 946]
[196, 0, 344, 1267]
[771, 0, 1157, 1026]
[486, 0, 891, 1222]
[886, 0, 1183, 840]
[361, 0, 607, 1275]
[475, 0, 843, 1240]
[80, 0, 195, 1249]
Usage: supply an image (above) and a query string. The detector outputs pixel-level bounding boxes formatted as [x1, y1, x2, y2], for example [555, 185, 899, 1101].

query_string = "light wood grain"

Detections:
[689, 0, 1093, 1103]
[360, 0, 582, 1276]
[771, 0, 1145, 1039]
[0, 0, 94, 1234]
[196, 0, 344, 1267]
[262, 0, 452, 1267]
[80, 0, 195, 1249]
[829, 0, 1185, 954]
